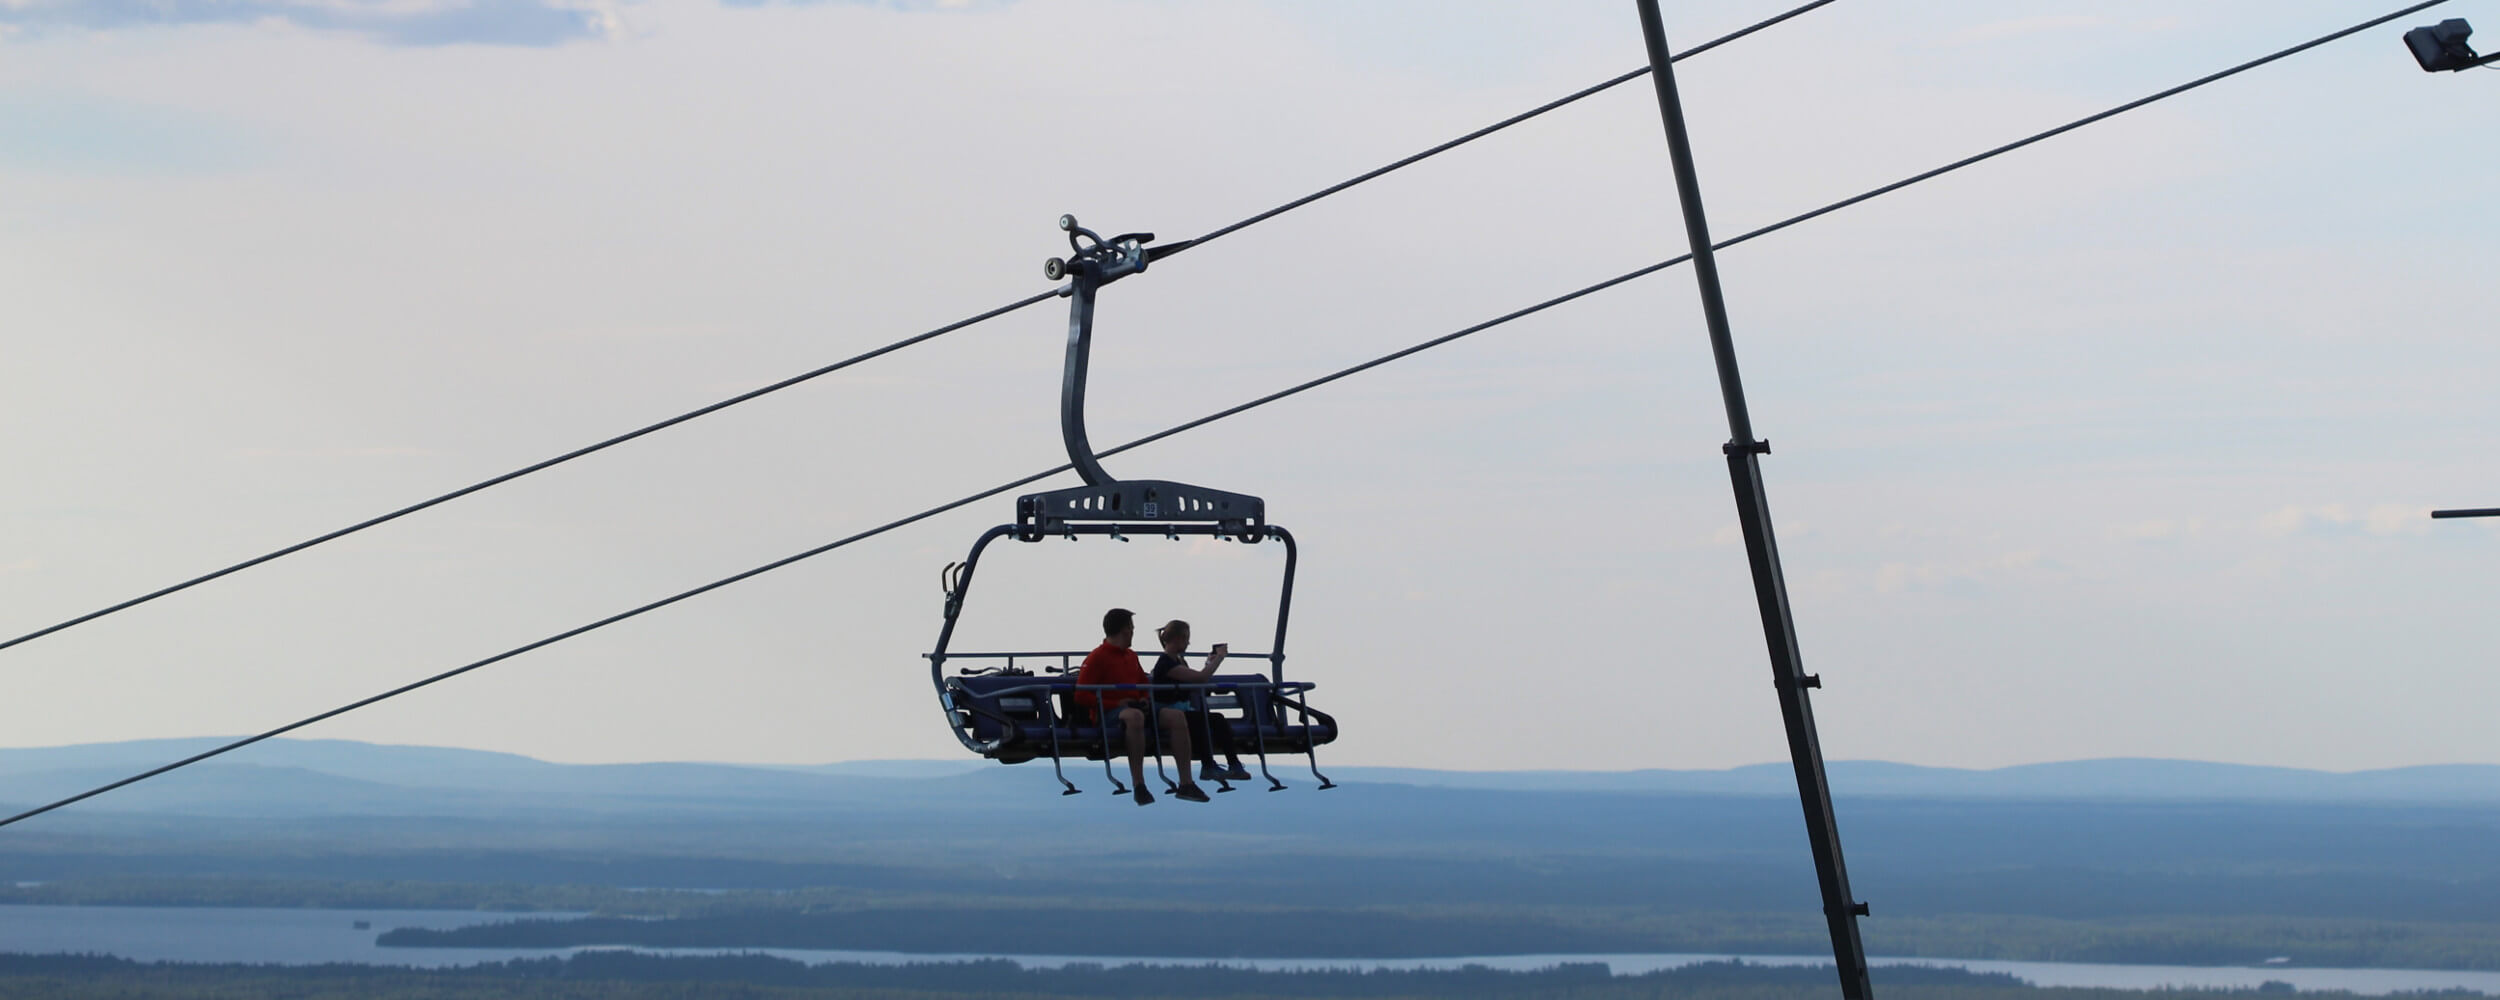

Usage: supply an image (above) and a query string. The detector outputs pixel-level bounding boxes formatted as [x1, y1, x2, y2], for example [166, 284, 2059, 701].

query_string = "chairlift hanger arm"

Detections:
[1024, 215, 1269, 533]
[1044, 215, 1155, 488]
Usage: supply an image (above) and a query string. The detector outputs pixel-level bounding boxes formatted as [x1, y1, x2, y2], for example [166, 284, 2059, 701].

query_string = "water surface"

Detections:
[1, 904, 2491, 995]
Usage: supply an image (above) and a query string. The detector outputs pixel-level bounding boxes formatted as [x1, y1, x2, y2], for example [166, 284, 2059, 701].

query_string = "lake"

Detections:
[1, 904, 2494, 995]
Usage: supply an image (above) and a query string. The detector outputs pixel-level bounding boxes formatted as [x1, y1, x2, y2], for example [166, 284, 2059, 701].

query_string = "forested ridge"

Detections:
[0, 953, 2399, 1000]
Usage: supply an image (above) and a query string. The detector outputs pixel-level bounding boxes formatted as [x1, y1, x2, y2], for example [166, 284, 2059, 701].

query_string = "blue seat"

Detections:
[945, 672, 1334, 764]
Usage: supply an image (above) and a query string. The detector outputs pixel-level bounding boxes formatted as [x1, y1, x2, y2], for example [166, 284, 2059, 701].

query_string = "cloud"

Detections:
[1874, 549, 2054, 596]
[2110, 517, 2206, 542]
[0, 95, 260, 175]
[0, 0, 620, 46]
[231, 446, 440, 459]
[721, 0, 1007, 9]
[2254, 503, 2434, 538]
[1939, 15, 2105, 46]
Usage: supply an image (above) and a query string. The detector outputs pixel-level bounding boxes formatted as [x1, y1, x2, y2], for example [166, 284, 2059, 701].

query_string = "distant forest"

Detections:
[0, 952, 2411, 1000]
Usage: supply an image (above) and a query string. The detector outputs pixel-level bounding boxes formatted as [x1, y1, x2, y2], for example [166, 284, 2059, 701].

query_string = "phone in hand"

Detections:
[1211, 643, 1229, 656]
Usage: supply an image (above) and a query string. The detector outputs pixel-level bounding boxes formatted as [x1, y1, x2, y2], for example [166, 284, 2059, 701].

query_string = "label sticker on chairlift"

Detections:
[1142, 502, 1160, 518]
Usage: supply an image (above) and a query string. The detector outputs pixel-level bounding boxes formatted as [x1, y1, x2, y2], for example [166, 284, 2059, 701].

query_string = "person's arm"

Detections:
[1163, 651, 1224, 684]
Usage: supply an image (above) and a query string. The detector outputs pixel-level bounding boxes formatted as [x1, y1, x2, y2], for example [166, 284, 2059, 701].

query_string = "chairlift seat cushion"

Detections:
[949, 672, 1332, 760]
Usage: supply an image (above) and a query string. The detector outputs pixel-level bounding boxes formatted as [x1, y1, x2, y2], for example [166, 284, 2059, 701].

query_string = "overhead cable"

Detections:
[0, 0, 2434, 830]
[0, 290, 1054, 657]
[1164, 0, 1844, 257]
[0, 0, 1843, 658]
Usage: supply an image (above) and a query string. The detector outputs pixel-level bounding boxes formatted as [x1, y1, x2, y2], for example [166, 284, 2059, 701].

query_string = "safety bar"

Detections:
[930, 649, 1279, 671]
[954, 679, 1315, 700]
[931, 651, 1280, 659]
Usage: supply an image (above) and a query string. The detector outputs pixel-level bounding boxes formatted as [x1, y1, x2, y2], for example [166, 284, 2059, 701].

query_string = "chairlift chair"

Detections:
[925, 217, 1338, 797]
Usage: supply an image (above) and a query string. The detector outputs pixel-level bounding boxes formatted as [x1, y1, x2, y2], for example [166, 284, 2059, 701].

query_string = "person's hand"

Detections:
[1208, 643, 1228, 668]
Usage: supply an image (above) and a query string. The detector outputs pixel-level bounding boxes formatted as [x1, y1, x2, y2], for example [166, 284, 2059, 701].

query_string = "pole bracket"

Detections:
[1723, 439, 1771, 456]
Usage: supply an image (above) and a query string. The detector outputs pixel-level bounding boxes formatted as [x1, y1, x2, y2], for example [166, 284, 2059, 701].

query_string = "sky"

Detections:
[1, 0, 2495, 776]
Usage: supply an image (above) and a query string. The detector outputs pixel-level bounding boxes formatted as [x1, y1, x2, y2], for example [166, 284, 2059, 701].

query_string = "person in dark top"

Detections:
[1077, 607, 1208, 805]
[1151, 619, 1252, 782]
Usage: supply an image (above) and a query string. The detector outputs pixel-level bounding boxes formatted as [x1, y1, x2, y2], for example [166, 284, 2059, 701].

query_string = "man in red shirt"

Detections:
[1077, 607, 1207, 805]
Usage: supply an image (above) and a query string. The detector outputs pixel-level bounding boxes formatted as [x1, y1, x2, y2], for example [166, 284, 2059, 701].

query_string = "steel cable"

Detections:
[1165, 0, 1844, 257]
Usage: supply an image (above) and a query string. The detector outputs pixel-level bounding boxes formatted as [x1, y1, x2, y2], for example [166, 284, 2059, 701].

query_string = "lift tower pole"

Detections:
[1632, 4, 1872, 998]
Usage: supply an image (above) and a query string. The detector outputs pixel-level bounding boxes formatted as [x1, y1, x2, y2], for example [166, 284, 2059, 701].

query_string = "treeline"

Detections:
[10, 951, 2498, 1000]
[0, 875, 629, 913]
[1860, 914, 2500, 971]
[0, 953, 2063, 1000]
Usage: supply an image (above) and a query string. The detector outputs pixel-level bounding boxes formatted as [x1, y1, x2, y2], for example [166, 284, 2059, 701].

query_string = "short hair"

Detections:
[1103, 607, 1135, 637]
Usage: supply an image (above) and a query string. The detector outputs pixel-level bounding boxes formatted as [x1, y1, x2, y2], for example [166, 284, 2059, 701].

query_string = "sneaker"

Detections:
[1221, 763, 1253, 781]
[1173, 784, 1211, 803]
[1132, 788, 1155, 806]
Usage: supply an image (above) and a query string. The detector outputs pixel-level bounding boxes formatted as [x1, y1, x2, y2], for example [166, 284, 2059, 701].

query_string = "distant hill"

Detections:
[7, 739, 2500, 923]
[1332, 758, 2500, 803]
[2, 739, 2495, 822]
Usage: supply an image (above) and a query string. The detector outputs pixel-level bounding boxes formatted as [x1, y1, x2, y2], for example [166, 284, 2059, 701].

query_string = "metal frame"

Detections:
[926, 521, 1331, 794]
[930, 522, 1298, 695]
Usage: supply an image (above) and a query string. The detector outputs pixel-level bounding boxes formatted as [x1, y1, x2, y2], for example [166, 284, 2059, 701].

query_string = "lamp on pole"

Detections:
[2405, 18, 2500, 71]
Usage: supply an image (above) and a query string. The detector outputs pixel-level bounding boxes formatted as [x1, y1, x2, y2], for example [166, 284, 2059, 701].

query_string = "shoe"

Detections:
[1222, 763, 1253, 781]
[1173, 784, 1211, 803]
[1132, 788, 1155, 806]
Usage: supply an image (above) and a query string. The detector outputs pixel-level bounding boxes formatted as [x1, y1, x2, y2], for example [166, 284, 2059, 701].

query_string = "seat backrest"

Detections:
[1198, 672, 1279, 725]
[953, 675, 1054, 719]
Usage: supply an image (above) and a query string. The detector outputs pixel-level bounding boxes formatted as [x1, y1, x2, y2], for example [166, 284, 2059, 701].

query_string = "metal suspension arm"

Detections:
[1045, 215, 1153, 488]
[1060, 270, 1116, 487]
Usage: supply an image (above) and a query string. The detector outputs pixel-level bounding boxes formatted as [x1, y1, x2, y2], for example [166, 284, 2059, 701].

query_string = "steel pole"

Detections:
[1632, 4, 1872, 998]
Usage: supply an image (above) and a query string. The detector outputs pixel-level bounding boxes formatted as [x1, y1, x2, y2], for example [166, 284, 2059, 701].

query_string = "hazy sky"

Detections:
[2, 0, 2494, 775]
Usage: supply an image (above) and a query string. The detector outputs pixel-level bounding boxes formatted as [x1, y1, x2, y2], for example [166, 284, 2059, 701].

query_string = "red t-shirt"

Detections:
[1074, 642, 1148, 720]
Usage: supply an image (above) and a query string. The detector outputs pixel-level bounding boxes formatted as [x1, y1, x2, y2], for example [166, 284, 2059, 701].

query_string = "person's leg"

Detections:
[1204, 709, 1243, 769]
[1189, 709, 1242, 779]
[1185, 709, 1213, 776]
[1159, 706, 1206, 800]
[1160, 707, 1197, 772]
[1119, 705, 1152, 804]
